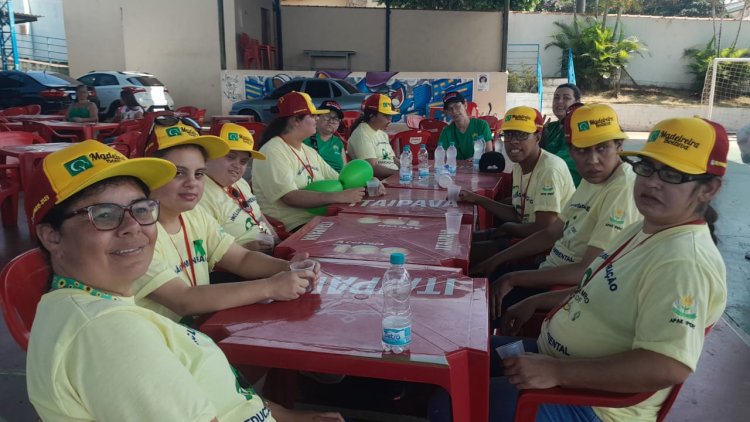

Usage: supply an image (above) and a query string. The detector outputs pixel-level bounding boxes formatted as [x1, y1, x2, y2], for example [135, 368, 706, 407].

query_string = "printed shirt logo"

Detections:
[608, 209, 626, 225]
[672, 295, 698, 320]
[577, 121, 590, 132]
[228, 132, 239, 141]
[647, 130, 660, 143]
[166, 127, 182, 137]
[541, 180, 554, 194]
[64, 155, 94, 176]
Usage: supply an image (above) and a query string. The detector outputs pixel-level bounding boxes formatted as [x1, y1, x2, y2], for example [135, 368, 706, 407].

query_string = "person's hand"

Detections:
[500, 297, 537, 336]
[289, 252, 310, 263]
[265, 271, 309, 301]
[376, 179, 387, 196]
[489, 274, 515, 320]
[243, 239, 274, 253]
[459, 189, 482, 204]
[503, 354, 560, 390]
[472, 253, 502, 277]
[336, 188, 365, 204]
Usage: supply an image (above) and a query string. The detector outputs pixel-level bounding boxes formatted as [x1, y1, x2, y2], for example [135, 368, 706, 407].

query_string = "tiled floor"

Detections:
[1, 135, 748, 421]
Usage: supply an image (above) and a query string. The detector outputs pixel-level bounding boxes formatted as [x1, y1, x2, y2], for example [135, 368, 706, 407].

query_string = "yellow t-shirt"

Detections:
[347, 123, 398, 170]
[27, 288, 274, 421]
[541, 163, 640, 268]
[511, 150, 575, 223]
[133, 207, 235, 320]
[538, 222, 726, 422]
[198, 177, 273, 245]
[251, 136, 339, 230]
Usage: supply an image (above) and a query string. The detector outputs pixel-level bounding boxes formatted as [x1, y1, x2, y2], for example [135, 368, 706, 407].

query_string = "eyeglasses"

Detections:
[630, 160, 713, 184]
[63, 199, 160, 231]
[152, 115, 201, 131]
[322, 114, 341, 123]
[504, 131, 532, 142]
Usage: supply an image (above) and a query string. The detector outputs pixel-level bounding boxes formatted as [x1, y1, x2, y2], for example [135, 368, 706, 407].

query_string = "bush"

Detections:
[683, 38, 750, 95]
[507, 66, 538, 93]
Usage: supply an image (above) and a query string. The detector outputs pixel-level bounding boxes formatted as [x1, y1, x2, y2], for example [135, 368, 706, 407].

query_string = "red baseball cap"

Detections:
[277, 92, 329, 118]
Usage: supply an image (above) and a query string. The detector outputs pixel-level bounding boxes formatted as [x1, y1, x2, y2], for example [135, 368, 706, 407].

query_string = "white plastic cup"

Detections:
[444, 209, 462, 235]
[366, 179, 379, 197]
[495, 340, 525, 359]
[437, 174, 453, 189]
[447, 183, 461, 202]
[290, 259, 317, 293]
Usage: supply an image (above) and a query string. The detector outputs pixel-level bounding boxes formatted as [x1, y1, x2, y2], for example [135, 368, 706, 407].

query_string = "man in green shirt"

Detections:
[437, 91, 493, 160]
[304, 100, 348, 172]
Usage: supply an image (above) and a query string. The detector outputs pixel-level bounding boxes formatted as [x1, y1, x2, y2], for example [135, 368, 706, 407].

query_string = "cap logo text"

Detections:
[659, 130, 700, 151]
[64, 156, 94, 176]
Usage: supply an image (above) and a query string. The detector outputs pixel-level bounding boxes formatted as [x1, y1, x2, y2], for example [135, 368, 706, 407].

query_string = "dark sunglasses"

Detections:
[152, 115, 201, 131]
[63, 199, 160, 231]
[629, 159, 713, 184]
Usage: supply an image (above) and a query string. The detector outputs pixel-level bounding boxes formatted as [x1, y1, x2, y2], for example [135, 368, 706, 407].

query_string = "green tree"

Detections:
[683, 38, 750, 93]
[377, 0, 541, 11]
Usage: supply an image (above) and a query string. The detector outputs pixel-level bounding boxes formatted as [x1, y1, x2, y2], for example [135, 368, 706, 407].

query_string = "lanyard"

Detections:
[285, 141, 315, 182]
[519, 149, 542, 220]
[168, 215, 198, 287]
[50, 275, 120, 301]
[225, 184, 269, 234]
[545, 219, 706, 321]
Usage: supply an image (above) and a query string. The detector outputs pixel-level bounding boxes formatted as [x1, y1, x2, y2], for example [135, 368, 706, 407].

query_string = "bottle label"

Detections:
[418, 168, 429, 177]
[400, 173, 412, 182]
[382, 326, 412, 346]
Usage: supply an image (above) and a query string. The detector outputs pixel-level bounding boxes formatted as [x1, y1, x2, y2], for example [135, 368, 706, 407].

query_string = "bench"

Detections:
[303, 50, 356, 71]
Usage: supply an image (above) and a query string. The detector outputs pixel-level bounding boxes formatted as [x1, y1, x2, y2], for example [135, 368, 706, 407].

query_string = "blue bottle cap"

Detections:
[390, 253, 405, 265]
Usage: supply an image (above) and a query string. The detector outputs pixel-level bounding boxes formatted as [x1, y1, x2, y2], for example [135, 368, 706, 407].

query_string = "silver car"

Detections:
[77, 70, 174, 119]
[230, 78, 368, 123]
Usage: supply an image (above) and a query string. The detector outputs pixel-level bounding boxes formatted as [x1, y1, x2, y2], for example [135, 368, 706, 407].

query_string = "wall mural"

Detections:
[238, 71, 474, 122]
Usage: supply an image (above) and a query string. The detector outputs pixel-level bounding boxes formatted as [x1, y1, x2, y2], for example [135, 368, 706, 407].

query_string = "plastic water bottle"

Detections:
[434, 144, 445, 175]
[399, 146, 412, 184]
[446, 142, 458, 176]
[473, 135, 485, 170]
[382, 253, 412, 354]
[417, 144, 429, 179]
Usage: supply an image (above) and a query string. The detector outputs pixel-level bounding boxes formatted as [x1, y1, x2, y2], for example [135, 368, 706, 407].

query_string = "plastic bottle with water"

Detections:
[417, 144, 429, 179]
[434, 144, 445, 175]
[446, 142, 458, 176]
[382, 253, 412, 354]
[473, 135, 485, 170]
[399, 146, 412, 184]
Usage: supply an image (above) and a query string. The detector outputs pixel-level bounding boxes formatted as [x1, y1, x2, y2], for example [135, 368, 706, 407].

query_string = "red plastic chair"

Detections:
[467, 101, 480, 117]
[390, 129, 432, 163]
[118, 117, 151, 135]
[0, 131, 46, 183]
[23, 122, 80, 143]
[418, 119, 447, 151]
[111, 131, 143, 158]
[405, 114, 425, 129]
[264, 214, 291, 240]
[513, 322, 713, 422]
[0, 248, 50, 351]
[0, 106, 26, 117]
[258, 44, 276, 70]
[0, 163, 19, 226]
[239, 33, 260, 70]
[24, 104, 42, 115]
[176, 106, 206, 126]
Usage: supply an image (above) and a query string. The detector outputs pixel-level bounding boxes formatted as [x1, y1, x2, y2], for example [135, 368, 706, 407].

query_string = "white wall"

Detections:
[63, 0, 126, 77]
[510, 12, 750, 89]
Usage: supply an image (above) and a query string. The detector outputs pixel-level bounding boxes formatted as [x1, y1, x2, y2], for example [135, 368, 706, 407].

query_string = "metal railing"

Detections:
[16, 33, 68, 66]
[507, 43, 543, 110]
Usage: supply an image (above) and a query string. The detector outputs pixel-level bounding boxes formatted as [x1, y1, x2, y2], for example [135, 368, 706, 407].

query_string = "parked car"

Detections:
[0, 70, 96, 114]
[229, 78, 368, 123]
[77, 70, 174, 119]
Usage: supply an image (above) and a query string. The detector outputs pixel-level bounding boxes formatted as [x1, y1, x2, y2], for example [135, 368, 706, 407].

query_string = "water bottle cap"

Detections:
[403, 146, 410, 152]
[449, 142, 455, 146]
[420, 144, 426, 149]
[390, 253, 405, 265]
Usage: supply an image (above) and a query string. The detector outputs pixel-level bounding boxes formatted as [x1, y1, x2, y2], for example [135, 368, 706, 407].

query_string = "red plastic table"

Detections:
[4, 114, 65, 122]
[275, 214, 472, 273]
[0, 143, 71, 159]
[198, 259, 489, 422]
[328, 187, 475, 225]
[42, 121, 120, 140]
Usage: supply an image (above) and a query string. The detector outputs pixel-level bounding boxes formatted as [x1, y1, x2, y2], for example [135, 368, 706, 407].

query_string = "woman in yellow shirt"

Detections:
[24, 140, 342, 421]
[347, 93, 400, 179]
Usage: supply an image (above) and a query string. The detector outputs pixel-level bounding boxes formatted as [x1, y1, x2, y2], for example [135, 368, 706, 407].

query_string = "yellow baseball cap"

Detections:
[25, 140, 176, 226]
[218, 123, 266, 160]
[146, 121, 230, 159]
[363, 94, 399, 115]
[501, 106, 544, 133]
[620, 117, 728, 176]
[565, 104, 627, 147]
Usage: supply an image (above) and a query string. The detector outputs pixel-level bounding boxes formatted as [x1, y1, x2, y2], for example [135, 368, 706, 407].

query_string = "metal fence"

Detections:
[507, 43, 542, 110]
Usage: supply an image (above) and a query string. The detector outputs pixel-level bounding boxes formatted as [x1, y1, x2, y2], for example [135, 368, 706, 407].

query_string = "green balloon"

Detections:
[339, 159, 374, 189]
[304, 179, 343, 215]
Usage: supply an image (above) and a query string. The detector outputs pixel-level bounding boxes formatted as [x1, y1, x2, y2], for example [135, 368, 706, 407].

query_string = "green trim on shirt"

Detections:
[541, 121, 582, 186]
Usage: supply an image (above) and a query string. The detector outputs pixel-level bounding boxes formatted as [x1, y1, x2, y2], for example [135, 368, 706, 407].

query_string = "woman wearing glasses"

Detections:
[199, 123, 278, 253]
[25, 141, 343, 421]
[463, 106, 575, 265]
[483, 117, 728, 422]
[478, 104, 640, 317]
[253, 92, 365, 231]
[304, 100, 348, 172]
[133, 118, 316, 322]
